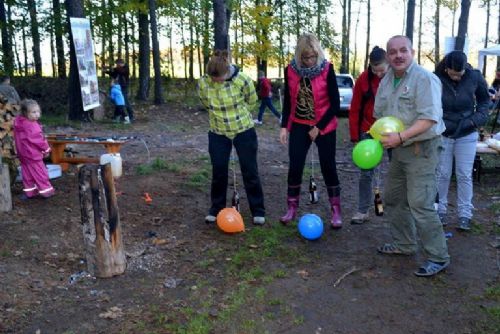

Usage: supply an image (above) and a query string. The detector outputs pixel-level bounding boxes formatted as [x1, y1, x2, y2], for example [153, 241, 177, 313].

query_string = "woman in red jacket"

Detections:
[348, 46, 388, 224]
[279, 33, 342, 228]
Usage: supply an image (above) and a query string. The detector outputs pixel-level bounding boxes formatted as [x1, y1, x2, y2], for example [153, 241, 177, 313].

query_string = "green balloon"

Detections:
[352, 139, 384, 169]
[369, 116, 405, 141]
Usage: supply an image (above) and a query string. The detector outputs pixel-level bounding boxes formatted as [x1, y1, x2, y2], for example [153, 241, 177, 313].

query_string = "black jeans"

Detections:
[288, 123, 340, 197]
[208, 128, 265, 217]
[121, 85, 134, 120]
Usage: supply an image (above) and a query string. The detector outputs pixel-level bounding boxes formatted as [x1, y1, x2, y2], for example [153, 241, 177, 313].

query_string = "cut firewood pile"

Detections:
[0, 94, 20, 183]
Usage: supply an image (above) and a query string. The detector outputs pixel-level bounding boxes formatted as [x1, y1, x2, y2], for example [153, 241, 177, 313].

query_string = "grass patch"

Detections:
[136, 157, 181, 175]
[470, 222, 486, 235]
[187, 170, 210, 188]
[42, 115, 82, 128]
[163, 309, 211, 334]
[186, 161, 211, 189]
[484, 285, 500, 301]
[490, 202, 500, 215]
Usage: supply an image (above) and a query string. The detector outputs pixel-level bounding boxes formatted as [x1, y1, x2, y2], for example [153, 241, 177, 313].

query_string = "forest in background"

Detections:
[0, 0, 499, 119]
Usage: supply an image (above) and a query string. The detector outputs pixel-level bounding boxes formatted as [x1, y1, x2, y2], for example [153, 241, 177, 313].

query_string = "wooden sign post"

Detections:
[0, 156, 12, 212]
[78, 163, 126, 278]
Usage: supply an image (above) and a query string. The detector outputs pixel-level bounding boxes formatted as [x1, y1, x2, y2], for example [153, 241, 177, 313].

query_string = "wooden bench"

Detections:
[474, 143, 500, 183]
[46, 134, 127, 170]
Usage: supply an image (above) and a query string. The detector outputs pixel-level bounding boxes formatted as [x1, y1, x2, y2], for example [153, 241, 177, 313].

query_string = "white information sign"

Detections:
[70, 17, 100, 111]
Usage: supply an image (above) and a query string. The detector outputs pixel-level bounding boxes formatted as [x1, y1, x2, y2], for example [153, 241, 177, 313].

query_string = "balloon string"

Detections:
[231, 143, 237, 191]
[310, 145, 314, 178]
[374, 162, 382, 190]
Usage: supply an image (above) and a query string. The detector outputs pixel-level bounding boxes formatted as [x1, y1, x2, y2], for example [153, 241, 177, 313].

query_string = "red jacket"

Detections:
[258, 77, 272, 98]
[349, 70, 381, 142]
[285, 63, 338, 135]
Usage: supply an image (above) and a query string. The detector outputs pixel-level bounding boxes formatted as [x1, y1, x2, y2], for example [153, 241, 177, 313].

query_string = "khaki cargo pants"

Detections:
[384, 137, 450, 263]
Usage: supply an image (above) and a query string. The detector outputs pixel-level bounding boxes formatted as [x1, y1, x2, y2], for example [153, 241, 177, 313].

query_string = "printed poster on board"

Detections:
[69, 17, 100, 111]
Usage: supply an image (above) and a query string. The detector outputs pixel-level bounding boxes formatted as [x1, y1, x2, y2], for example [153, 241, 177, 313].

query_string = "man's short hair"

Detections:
[115, 59, 125, 65]
[387, 35, 413, 50]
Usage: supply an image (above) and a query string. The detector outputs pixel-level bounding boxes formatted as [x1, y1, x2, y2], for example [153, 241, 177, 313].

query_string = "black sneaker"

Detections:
[456, 217, 471, 231]
[438, 213, 447, 226]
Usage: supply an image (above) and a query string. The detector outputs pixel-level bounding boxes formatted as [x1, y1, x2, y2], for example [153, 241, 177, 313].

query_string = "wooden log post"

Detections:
[0, 157, 12, 212]
[78, 163, 126, 278]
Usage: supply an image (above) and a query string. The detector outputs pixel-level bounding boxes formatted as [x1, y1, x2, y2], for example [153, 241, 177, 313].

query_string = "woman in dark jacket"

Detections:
[435, 51, 490, 231]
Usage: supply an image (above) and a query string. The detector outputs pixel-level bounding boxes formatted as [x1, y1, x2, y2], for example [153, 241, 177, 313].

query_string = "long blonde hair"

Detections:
[206, 49, 231, 78]
[294, 33, 325, 69]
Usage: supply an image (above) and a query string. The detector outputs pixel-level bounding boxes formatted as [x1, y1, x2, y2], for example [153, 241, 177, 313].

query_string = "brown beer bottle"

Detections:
[374, 188, 384, 216]
[232, 190, 240, 212]
[309, 176, 318, 204]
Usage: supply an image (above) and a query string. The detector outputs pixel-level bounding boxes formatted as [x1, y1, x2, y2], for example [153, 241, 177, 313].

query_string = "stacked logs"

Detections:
[0, 95, 20, 183]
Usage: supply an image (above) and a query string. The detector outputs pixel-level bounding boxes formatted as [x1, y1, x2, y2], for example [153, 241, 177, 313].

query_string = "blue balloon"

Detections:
[298, 214, 324, 240]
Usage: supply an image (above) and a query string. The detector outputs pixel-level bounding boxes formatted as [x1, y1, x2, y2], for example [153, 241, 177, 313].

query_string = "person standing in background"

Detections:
[254, 70, 281, 125]
[434, 51, 490, 231]
[0, 75, 21, 105]
[348, 46, 389, 224]
[107, 59, 134, 122]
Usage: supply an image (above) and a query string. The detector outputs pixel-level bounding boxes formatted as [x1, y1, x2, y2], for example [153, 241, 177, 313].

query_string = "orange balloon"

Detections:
[216, 208, 245, 233]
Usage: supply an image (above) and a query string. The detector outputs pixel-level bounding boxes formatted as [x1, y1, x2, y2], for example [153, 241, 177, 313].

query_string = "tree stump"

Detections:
[0, 162, 12, 212]
[78, 163, 126, 278]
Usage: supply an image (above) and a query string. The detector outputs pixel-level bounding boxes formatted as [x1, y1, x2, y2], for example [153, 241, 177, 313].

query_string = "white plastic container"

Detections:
[100, 153, 122, 178]
[16, 164, 62, 182]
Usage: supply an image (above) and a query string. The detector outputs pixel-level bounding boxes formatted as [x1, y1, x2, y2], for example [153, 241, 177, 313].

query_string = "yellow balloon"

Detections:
[369, 116, 405, 141]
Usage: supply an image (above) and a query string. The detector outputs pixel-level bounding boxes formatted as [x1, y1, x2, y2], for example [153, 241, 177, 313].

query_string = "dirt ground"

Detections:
[1, 101, 499, 334]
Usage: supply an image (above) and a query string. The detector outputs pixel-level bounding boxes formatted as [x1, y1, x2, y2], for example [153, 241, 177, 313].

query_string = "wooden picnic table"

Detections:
[46, 134, 128, 169]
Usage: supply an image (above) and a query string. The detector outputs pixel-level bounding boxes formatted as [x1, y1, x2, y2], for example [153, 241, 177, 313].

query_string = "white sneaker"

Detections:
[254, 119, 263, 125]
[205, 215, 216, 224]
[253, 216, 265, 225]
[123, 116, 131, 124]
[350, 212, 369, 224]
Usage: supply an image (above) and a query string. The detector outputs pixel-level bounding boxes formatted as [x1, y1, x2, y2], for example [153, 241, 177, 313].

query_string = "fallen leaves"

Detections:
[99, 306, 124, 319]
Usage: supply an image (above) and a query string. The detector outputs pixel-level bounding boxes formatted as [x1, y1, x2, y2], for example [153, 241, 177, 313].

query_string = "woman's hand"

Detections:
[280, 128, 288, 145]
[308, 126, 320, 141]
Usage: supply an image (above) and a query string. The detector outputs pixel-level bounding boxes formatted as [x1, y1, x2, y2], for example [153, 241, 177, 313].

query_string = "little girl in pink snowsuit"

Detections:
[13, 99, 55, 199]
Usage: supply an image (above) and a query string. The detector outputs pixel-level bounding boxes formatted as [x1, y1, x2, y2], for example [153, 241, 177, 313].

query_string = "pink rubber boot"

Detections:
[329, 196, 342, 229]
[280, 196, 299, 225]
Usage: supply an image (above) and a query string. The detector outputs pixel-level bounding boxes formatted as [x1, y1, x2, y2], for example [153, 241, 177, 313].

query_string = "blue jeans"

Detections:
[436, 131, 478, 219]
[257, 97, 281, 122]
[357, 133, 376, 213]
[208, 128, 265, 217]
